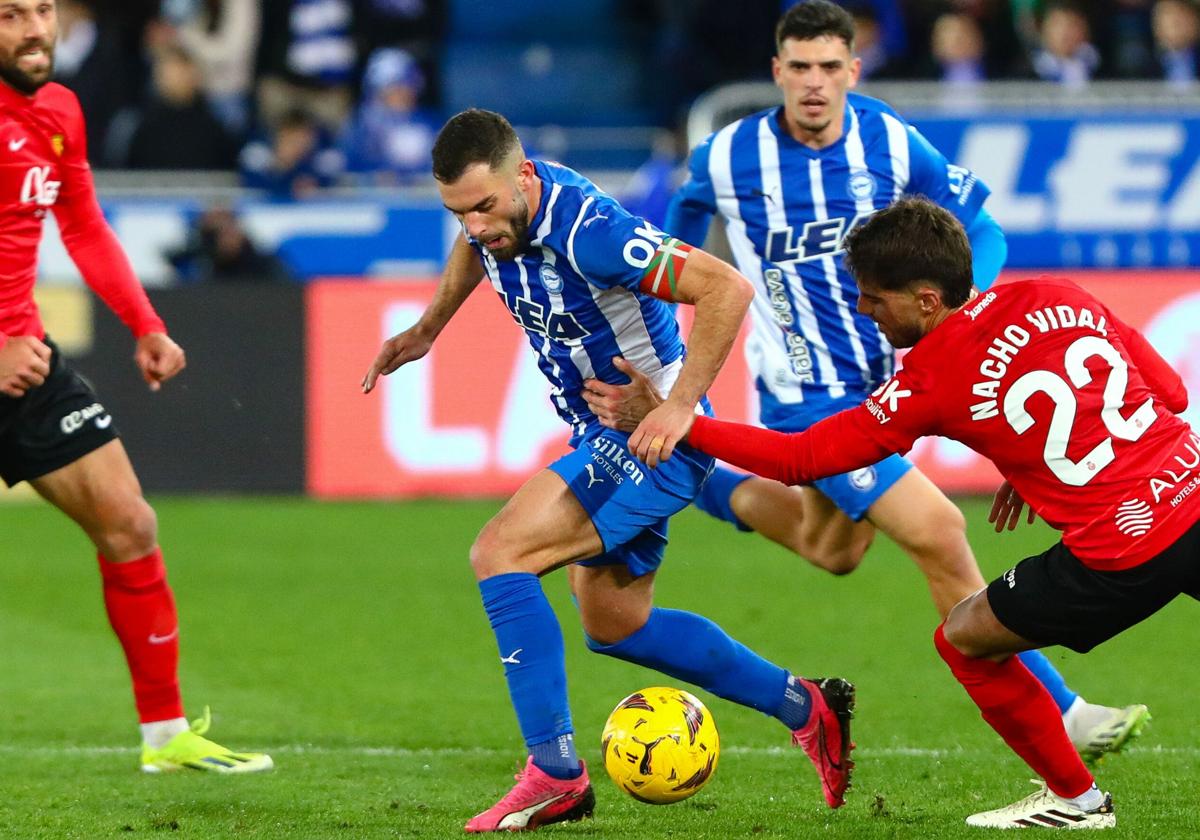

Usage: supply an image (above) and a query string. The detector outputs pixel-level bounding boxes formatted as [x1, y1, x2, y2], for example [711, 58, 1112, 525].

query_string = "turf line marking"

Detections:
[1, 744, 1195, 758]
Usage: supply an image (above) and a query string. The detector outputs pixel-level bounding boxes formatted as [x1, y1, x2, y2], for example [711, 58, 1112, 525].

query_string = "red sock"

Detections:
[934, 624, 1093, 798]
[98, 549, 184, 723]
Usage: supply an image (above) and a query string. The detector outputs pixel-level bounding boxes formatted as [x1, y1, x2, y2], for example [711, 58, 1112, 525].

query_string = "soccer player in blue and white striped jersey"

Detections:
[363, 108, 855, 831]
[664, 0, 1147, 759]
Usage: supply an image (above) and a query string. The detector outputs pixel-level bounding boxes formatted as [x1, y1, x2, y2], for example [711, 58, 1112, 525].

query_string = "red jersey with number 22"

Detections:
[690, 277, 1197, 570]
[0, 81, 163, 342]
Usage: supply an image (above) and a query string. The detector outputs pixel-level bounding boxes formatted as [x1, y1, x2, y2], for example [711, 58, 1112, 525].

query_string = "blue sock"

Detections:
[587, 607, 800, 728]
[1017, 650, 1078, 714]
[777, 675, 814, 730]
[694, 466, 754, 532]
[479, 572, 581, 779]
[529, 734, 580, 779]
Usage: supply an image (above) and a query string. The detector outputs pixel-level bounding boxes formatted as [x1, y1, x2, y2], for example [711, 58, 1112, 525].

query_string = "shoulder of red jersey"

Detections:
[33, 82, 82, 114]
[1025, 274, 1088, 294]
[32, 84, 86, 159]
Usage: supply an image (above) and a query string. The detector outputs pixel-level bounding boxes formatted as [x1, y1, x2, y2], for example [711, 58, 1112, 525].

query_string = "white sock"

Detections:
[141, 717, 188, 749]
[1058, 783, 1104, 812]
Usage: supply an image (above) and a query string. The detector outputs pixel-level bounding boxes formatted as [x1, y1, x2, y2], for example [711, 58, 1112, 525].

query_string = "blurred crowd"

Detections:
[653, 0, 1200, 111]
[56, 1, 1200, 190]
[61, 0, 442, 194]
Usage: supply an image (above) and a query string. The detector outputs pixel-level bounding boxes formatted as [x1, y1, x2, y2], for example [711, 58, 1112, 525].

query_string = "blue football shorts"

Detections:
[759, 387, 913, 522]
[549, 428, 715, 578]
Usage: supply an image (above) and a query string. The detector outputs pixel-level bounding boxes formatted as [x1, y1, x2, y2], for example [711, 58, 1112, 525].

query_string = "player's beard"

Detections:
[0, 39, 55, 95]
[883, 322, 921, 349]
[487, 195, 531, 261]
[790, 102, 834, 137]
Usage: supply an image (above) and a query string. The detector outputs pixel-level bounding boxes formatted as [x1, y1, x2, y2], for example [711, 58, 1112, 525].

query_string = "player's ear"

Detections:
[516, 158, 536, 188]
[847, 55, 862, 89]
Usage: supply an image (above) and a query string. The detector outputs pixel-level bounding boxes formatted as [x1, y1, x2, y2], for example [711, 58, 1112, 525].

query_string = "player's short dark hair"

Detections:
[431, 108, 522, 184]
[843, 197, 974, 307]
[776, 0, 856, 51]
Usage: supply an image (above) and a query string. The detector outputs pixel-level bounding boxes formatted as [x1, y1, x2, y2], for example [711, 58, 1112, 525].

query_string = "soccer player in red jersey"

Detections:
[0, 0, 269, 773]
[586, 197, 1199, 829]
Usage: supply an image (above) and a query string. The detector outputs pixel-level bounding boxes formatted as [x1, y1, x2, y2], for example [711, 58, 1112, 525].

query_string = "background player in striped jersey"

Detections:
[660, 0, 1145, 756]
[0, 0, 269, 773]
[363, 108, 854, 832]
[588, 197, 1199, 829]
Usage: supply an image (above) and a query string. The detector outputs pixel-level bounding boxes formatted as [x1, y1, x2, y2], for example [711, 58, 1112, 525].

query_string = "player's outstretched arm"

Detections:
[0, 334, 52, 398]
[362, 234, 484, 393]
[629, 248, 753, 467]
[686, 410, 896, 486]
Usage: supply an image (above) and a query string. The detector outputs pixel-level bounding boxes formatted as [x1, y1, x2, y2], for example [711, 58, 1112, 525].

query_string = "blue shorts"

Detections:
[549, 429, 715, 578]
[759, 387, 913, 522]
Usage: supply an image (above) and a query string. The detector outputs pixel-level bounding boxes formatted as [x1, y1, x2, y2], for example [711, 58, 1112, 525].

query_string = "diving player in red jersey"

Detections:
[0, 0, 269, 773]
[585, 197, 1199, 829]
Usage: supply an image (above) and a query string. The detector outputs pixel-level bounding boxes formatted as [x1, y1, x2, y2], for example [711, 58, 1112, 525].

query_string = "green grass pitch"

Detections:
[0, 497, 1193, 838]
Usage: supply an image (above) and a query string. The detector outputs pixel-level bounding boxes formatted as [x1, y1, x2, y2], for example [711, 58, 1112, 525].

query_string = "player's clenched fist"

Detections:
[135, 333, 186, 392]
[0, 335, 52, 398]
[362, 325, 434, 393]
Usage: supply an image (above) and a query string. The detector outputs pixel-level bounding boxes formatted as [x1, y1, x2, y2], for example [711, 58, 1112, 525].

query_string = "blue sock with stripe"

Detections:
[1017, 650, 1078, 713]
[693, 466, 754, 532]
[587, 607, 802, 727]
[479, 572, 581, 779]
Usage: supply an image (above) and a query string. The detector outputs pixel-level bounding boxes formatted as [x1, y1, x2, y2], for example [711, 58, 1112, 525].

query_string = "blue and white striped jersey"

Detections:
[667, 93, 990, 426]
[470, 160, 693, 448]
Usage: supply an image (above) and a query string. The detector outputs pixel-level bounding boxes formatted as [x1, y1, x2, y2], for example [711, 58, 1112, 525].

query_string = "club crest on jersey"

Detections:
[20, 166, 60, 207]
[848, 466, 877, 491]
[539, 263, 564, 294]
[846, 170, 877, 201]
[51, 134, 64, 157]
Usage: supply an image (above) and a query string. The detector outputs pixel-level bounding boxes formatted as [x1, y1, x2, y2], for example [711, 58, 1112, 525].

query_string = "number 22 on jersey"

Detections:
[1003, 335, 1157, 487]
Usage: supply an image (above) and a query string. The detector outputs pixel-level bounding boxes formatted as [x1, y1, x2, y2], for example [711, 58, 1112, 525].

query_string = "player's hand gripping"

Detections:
[583, 357, 696, 469]
[362, 325, 434, 393]
[0, 335, 52, 398]
[989, 480, 1036, 532]
[583, 356, 664, 433]
[135, 333, 186, 392]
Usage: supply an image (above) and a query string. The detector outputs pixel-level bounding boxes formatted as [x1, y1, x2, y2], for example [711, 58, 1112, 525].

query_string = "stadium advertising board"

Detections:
[913, 114, 1200, 269]
[306, 271, 1200, 498]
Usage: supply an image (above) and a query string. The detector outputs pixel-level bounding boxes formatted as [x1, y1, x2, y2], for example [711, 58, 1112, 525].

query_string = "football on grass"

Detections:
[601, 687, 719, 804]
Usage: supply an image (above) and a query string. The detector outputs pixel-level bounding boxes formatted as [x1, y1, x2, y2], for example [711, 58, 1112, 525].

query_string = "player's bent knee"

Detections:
[468, 524, 525, 580]
[580, 619, 648, 648]
[812, 544, 868, 576]
[468, 535, 501, 581]
[100, 498, 158, 561]
[941, 599, 987, 657]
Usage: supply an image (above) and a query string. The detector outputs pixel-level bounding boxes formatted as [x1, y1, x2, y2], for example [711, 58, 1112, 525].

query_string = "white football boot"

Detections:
[1063, 699, 1151, 764]
[967, 780, 1115, 830]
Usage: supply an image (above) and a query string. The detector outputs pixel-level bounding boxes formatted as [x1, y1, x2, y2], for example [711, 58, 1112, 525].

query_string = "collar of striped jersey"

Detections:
[527, 160, 553, 243]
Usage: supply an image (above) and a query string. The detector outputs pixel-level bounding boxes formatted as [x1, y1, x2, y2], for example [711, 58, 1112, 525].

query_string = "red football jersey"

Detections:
[0, 81, 163, 341]
[689, 277, 1198, 570]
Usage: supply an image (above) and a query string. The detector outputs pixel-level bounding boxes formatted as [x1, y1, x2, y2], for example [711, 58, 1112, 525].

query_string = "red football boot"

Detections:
[791, 677, 856, 808]
[464, 757, 595, 833]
